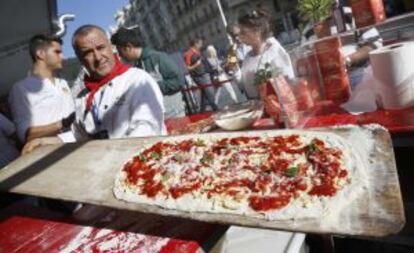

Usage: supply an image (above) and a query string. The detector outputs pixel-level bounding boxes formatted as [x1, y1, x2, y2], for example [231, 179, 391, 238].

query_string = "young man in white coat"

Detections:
[8, 34, 75, 144]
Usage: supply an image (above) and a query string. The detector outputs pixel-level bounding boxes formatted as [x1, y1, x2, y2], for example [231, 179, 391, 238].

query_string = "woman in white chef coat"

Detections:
[233, 9, 295, 99]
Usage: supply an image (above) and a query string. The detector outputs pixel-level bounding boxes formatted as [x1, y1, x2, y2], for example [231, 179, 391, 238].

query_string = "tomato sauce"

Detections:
[339, 170, 348, 178]
[142, 180, 164, 198]
[177, 140, 193, 152]
[124, 159, 154, 185]
[269, 158, 289, 173]
[249, 195, 291, 211]
[212, 145, 226, 154]
[229, 136, 259, 145]
[143, 142, 164, 156]
[309, 179, 337, 196]
[286, 135, 300, 146]
[255, 175, 272, 192]
[227, 190, 240, 197]
[169, 182, 202, 199]
[283, 147, 306, 154]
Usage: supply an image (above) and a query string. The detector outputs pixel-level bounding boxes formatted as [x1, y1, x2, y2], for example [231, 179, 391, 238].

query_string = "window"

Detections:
[204, 7, 208, 19]
[273, 0, 280, 12]
[210, 3, 216, 14]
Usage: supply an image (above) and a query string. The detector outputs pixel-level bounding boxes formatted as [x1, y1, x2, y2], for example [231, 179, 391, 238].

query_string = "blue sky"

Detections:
[57, 0, 128, 58]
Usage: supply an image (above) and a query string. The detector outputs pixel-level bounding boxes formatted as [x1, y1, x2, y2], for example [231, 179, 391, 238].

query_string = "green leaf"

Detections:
[173, 154, 183, 163]
[307, 142, 319, 154]
[150, 152, 161, 160]
[298, 0, 333, 22]
[194, 139, 206, 147]
[138, 153, 147, 162]
[285, 166, 300, 177]
[162, 173, 171, 182]
[200, 153, 213, 165]
[254, 62, 274, 86]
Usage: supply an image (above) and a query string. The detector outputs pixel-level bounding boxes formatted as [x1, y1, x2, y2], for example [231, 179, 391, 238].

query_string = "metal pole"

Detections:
[216, 0, 227, 27]
[215, 0, 233, 44]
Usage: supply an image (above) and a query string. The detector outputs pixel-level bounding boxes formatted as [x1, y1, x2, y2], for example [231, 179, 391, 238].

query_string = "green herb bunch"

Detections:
[297, 0, 333, 23]
[254, 63, 273, 86]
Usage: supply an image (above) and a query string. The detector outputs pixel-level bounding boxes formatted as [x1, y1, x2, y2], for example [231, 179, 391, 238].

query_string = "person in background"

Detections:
[205, 45, 240, 108]
[343, 27, 383, 88]
[233, 9, 295, 99]
[8, 34, 75, 144]
[0, 113, 19, 169]
[184, 38, 219, 112]
[344, 28, 383, 67]
[227, 24, 252, 65]
[23, 24, 165, 153]
[111, 27, 186, 118]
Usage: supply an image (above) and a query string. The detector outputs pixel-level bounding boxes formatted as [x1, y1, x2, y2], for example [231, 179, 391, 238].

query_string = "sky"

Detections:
[57, 0, 128, 58]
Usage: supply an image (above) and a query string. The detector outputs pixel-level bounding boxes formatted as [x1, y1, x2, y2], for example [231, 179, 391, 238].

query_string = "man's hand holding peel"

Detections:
[22, 137, 63, 155]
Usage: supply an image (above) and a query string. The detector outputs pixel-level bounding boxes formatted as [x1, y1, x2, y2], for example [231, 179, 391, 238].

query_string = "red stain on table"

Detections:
[0, 216, 202, 253]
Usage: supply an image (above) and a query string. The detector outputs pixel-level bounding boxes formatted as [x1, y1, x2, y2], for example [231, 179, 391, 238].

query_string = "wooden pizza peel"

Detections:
[0, 125, 405, 237]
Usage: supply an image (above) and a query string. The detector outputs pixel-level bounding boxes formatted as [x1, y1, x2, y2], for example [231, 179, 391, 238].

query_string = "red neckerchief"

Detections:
[84, 55, 130, 112]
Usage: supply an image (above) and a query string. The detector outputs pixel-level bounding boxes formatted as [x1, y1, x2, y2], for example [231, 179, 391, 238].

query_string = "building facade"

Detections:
[115, 0, 300, 54]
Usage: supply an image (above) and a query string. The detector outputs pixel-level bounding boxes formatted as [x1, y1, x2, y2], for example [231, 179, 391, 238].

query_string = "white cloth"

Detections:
[59, 68, 166, 142]
[8, 76, 75, 142]
[235, 37, 295, 99]
[0, 113, 19, 169]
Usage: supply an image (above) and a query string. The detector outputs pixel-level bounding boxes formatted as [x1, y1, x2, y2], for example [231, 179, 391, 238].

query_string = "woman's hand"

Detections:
[22, 137, 63, 155]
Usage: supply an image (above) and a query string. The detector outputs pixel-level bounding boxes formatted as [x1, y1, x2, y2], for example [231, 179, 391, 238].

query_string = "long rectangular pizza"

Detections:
[113, 130, 367, 221]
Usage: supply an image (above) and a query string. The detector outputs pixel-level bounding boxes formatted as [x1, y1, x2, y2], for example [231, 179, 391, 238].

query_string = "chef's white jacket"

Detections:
[8, 76, 75, 142]
[59, 68, 166, 142]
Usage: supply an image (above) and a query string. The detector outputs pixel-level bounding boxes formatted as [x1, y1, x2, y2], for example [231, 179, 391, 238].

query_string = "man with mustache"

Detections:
[23, 25, 166, 153]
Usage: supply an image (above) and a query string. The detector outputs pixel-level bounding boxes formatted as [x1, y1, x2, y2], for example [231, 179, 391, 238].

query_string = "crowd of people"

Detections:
[0, 8, 297, 164]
